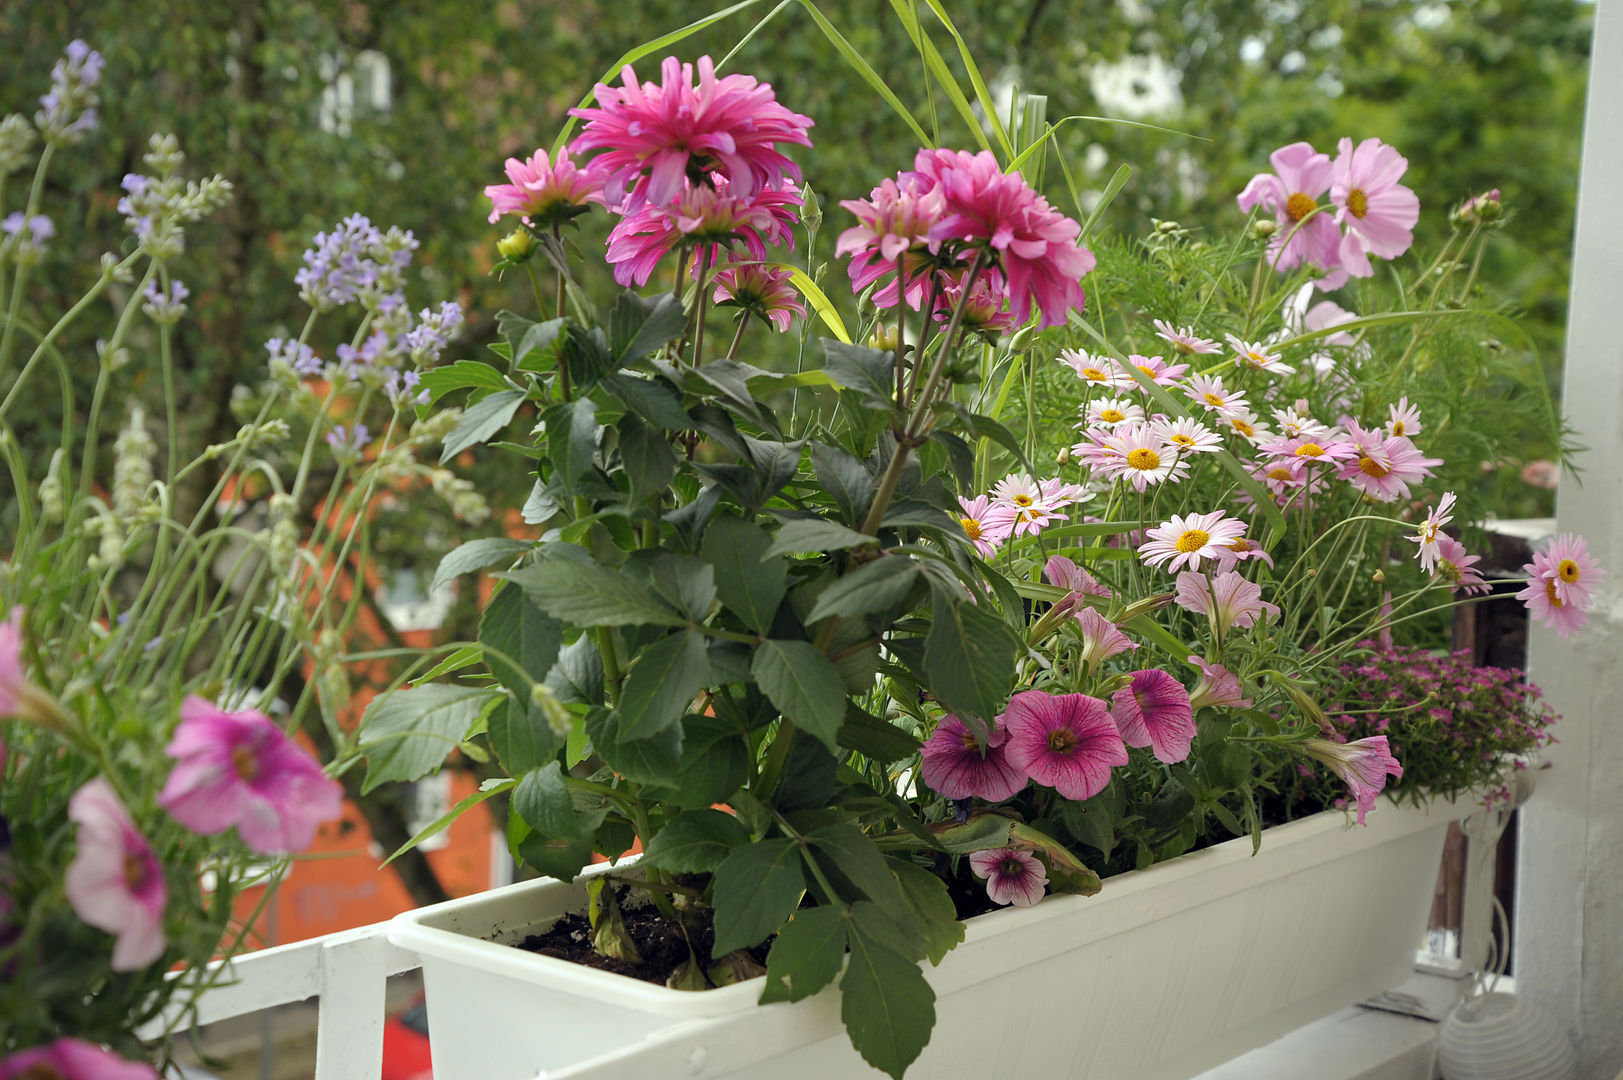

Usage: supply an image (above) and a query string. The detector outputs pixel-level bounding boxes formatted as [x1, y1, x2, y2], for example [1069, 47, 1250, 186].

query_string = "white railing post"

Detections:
[314, 928, 395, 1080]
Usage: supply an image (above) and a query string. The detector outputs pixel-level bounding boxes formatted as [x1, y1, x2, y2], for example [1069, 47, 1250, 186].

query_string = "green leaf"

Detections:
[609, 289, 687, 365]
[486, 696, 564, 776]
[821, 340, 897, 411]
[514, 316, 568, 371]
[544, 397, 599, 487]
[419, 359, 511, 404]
[586, 707, 684, 783]
[841, 920, 936, 1080]
[416, 645, 484, 684]
[887, 858, 964, 965]
[645, 553, 717, 622]
[382, 779, 518, 868]
[792, 0, 931, 147]
[768, 263, 851, 343]
[752, 640, 846, 752]
[617, 628, 710, 740]
[523, 481, 561, 525]
[1059, 798, 1115, 858]
[805, 556, 920, 624]
[1008, 821, 1102, 896]
[922, 592, 1020, 724]
[773, 734, 838, 812]
[765, 519, 877, 557]
[808, 824, 909, 913]
[710, 838, 806, 955]
[479, 582, 564, 698]
[512, 762, 604, 881]
[701, 514, 787, 635]
[358, 685, 499, 793]
[617, 411, 677, 499]
[440, 388, 525, 463]
[502, 562, 687, 627]
[837, 704, 922, 764]
[811, 442, 873, 525]
[639, 809, 750, 873]
[601, 371, 694, 430]
[759, 905, 848, 1004]
[917, 812, 1015, 855]
[546, 637, 604, 704]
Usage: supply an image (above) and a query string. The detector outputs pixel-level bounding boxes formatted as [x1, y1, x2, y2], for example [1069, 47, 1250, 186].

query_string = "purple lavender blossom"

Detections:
[1, 213, 53, 263]
[403, 301, 465, 363]
[324, 424, 370, 464]
[140, 279, 190, 324]
[384, 368, 429, 406]
[295, 214, 385, 312]
[36, 41, 104, 144]
[265, 337, 322, 380]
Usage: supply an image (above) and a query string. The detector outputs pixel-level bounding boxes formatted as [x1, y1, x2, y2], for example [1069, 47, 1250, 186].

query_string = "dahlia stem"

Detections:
[894, 254, 908, 410]
[725, 312, 750, 361]
[690, 246, 713, 367]
[905, 251, 987, 441]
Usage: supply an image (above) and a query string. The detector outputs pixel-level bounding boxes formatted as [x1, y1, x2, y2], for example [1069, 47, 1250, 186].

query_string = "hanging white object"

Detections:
[1438, 991, 1576, 1080]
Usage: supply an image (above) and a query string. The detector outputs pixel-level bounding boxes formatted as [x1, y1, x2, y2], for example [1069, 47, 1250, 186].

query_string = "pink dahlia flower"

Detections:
[1111, 669, 1196, 764]
[64, 778, 166, 971]
[957, 494, 1012, 559]
[0, 1038, 157, 1080]
[1303, 735, 1404, 826]
[912, 148, 1094, 329]
[1434, 536, 1490, 596]
[836, 175, 947, 307]
[1139, 511, 1247, 573]
[483, 147, 607, 226]
[711, 261, 806, 333]
[967, 846, 1048, 908]
[1175, 570, 1280, 635]
[1187, 655, 1252, 710]
[934, 270, 1016, 335]
[568, 55, 813, 210]
[1237, 141, 1343, 280]
[1003, 690, 1128, 801]
[920, 714, 1027, 802]
[1330, 138, 1420, 279]
[158, 695, 343, 854]
[605, 176, 799, 287]
[1517, 533, 1604, 639]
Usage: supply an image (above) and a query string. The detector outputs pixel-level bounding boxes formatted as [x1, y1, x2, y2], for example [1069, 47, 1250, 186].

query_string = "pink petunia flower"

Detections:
[711, 261, 807, 333]
[1175, 570, 1280, 635]
[1139, 511, 1247, 573]
[568, 55, 814, 210]
[1111, 669, 1196, 764]
[64, 778, 166, 971]
[1336, 433, 1441, 502]
[158, 695, 344, 854]
[1237, 142, 1344, 281]
[1152, 319, 1219, 357]
[483, 147, 607, 226]
[1434, 535, 1490, 596]
[1330, 138, 1420, 280]
[1187, 655, 1252, 710]
[920, 714, 1027, 802]
[1074, 608, 1136, 674]
[1045, 554, 1112, 613]
[0, 1038, 158, 1080]
[967, 846, 1048, 908]
[1303, 735, 1404, 825]
[1003, 690, 1128, 800]
[1517, 533, 1604, 639]
[957, 494, 1012, 559]
[1410, 491, 1457, 573]
[837, 175, 947, 308]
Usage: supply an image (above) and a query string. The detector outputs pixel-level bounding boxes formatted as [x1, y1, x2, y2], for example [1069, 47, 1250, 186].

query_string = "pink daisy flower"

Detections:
[1253, 457, 1310, 504]
[1151, 416, 1222, 455]
[1434, 536, 1490, 596]
[1082, 396, 1144, 431]
[0, 1039, 157, 1080]
[65, 778, 166, 971]
[1187, 655, 1252, 710]
[1330, 138, 1420, 280]
[568, 55, 814, 210]
[1221, 407, 1274, 447]
[1152, 319, 1220, 357]
[1387, 396, 1423, 438]
[1211, 534, 1276, 573]
[1095, 424, 1189, 492]
[483, 147, 607, 227]
[1517, 533, 1604, 638]
[1224, 334, 1295, 375]
[920, 714, 1027, 802]
[1336, 434, 1441, 502]
[968, 847, 1048, 908]
[711, 261, 806, 333]
[957, 494, 1012, 559]
[158, 695, 344, 854]
[1003, 690, 1128, 800]
[1257, 434, 1357, 467]
[1057, 348, 1128, 389]
[1269, 407, 1330, 441]
[912, 148, 1095, 329]
[1140, 511, 1247, 573]
[986, 473, 1077, 537]
[1410, 491, 1457, 573]
[1111, 669, 1196, 764]
[1303, 735, 1404, 826]
[1074, 607, 1136, 673]
[1117, 352, 1191, 388]
[1175, 570, 1281, 635]
[836, 175, 947, 308]
[1237, 141, 1344, 280]
[1183, 373, 1249, 417]
[604, 176, 799, 287]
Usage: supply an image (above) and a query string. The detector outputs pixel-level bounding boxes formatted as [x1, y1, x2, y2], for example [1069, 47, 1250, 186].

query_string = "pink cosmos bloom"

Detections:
[957, 494, 1012, 559]
[1151, 416, 1222, 455]
[1336, 433, 1441, 502]
[1074, 607, 1136, 673]
[1253, 457, 1311, 505]
[1152, 319, 1219, 357]
[1224, 334, 1295, 375]
[158, 695, 344, 854]
[0, 1038, 158, 1080]
[1057, 348, 1129, 389]
[1386, 396, 1422, 438]
[483, 147, 607, 226]
[1095, 423, 1189, 492]
[568, 55, 814, 210]
[912, 148, 1095, 328]
[1237, 141, 1343, 280]
[1303, 735, 1404, 825]
[1517, 533, 1604, 639]
[1175, 570, 1281, 635]
[1183, 374, 1248, 417]
[968, 846, 1048, 908]
[64, 778, 166, 971]
[1410, 491, 1457, 573]
[1435, 536, 1490, 596]
[711, 261, 806, 333]
[1521, 459, 1560, 489]
[920, 714, 1027, 802]
[605, 176, 798, 287]
[837, 175, 947, 307]
[1330, 138, 1420, 280]
[1140, 511, 1248, 573]
[1117, 352, 1190, 388]
[1111, 669, 1196, 764]
[1002, 690, 1128, 800]
[1187, 655, 1252, 710]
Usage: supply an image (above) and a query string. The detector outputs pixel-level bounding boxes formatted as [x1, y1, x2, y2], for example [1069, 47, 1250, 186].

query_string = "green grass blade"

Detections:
[1005, 114, 1205, 176]
[771, 262, 853, 343]
[719, 0, 794, 69]
[1081, 163, 1133, 242]
[920, 0, 1014, 159]
[887, 0, 990, 154]
[795, 0, 933, 147]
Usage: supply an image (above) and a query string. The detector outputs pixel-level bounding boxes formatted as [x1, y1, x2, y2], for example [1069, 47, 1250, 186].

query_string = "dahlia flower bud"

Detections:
[800, 182, 823, 232]
[866, 325, 898, 352]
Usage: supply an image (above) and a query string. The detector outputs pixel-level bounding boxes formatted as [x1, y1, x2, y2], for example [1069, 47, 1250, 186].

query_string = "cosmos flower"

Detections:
[1330, 137, 1420, 280]
[1433, 536, 1490, 596]
[1336, 433, 1441, 502]
[1057, 348, 1130, 389]
[1237, 141, 1344, 281]
[1183, 374, 1249, 417]
[1094, 424, 1189, 492]
[957, 494, 1013, 559]
[1517, 533, 1604, 639]
[1082, 396, 1145, 431]
[1224, 334, 1295, 375]
[1151, 416, 1222, 455]
[0, 1039, 157, 1080]
[1116, 352, 1191, 388]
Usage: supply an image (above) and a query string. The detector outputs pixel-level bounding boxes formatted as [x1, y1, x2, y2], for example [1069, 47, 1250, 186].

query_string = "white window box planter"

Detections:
[388, 797, 1460, 1080]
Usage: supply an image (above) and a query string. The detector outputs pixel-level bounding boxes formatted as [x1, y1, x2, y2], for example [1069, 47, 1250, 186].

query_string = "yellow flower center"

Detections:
[231, 744, 259, 781]
[1558, 558, 1580, 583]
[1267, 466, 1294, 481]
[1082, 367, 1108, 382]
[959, 729, 980, 751]
[1391, 420, 1406, 436]
[1285, 192, 1316, 222]
[1013, 493, 1034, 507]
[1176, 529, 1211, 553]
[1173, 342, 1195, 356]
[1295, 443, 1326, 457]
[1099, 408, 1125, 423]
[960, 516, 983, 540]
[1171, 434, 1196, 448]
[1347, 188, 1369, 219]
[1358, 455, 1390, 478]
[1203, 392, 1226, 407]
[1546, 580, 1565, 608]
[1231, 418, 1255, 437]
[1138, 365, 1158, 377]
[1126, 448, 1161, 471]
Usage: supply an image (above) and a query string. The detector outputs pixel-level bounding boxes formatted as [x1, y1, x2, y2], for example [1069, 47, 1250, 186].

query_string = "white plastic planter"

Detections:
[389, 798, 1457, 1080]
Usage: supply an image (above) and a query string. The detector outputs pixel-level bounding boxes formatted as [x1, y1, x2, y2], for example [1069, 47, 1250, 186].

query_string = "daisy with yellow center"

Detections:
[1150, 416, 1222, 454]
[1095, 424, 1189, 492]
[1408, 491, 1456, 573]
[1224, 334, 1295, 375]
[1083, 396, 1144, 431]
[1151, 319, 1219, 357]
[1057, 347, 1128, 389]
[1139, 510, 1249, 573]
[955, 494, 1012, 558]
[1184, 374, 1248, 418]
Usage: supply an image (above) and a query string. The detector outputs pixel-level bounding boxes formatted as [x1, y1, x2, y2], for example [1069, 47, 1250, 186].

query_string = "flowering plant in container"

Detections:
[0, 45, 473, 1075]
[360, 43, 1589, 1080]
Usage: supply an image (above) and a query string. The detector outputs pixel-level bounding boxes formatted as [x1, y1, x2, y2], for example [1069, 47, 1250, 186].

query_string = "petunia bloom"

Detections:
[1003, 690, 1128, 800]
[1074, 608, 1136, 674]
[1111, 669, 1197, 764]
[0, 1038, 158, 1080]
[483, 147, 607, 226]
[920, 714, 1027, 802]
[1330, 137, 1420, 280]
[1045, 554, 1112, 614]
[1175, 570, 1281, 636]
[1187, 655, 1252, 711]
[64, 778, 166, 971]
[1140, 512, 1248, 573]
[1303, 735, 1404, 825]
[967, 846, 1048, 908]
[158, 696, 344, 854]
